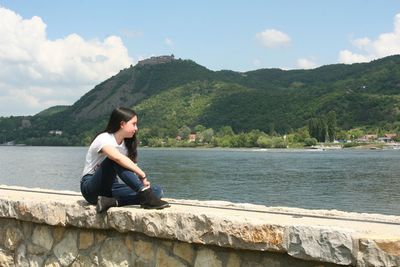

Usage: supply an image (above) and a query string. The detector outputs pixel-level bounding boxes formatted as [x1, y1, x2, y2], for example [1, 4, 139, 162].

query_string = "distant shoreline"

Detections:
[1, 143, 399, 151]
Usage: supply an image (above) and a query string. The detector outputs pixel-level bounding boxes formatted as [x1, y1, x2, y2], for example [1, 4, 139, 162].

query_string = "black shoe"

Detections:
[96, 196, 117, 213]
[139, 188, 170, 209]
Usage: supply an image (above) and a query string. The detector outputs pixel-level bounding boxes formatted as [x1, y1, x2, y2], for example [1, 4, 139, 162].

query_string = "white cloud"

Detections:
[339, 13, 400, 64]
[338, 50, 369, 64]
[0, 6, 133, 116]
[165, 37, 174, 46]
[255, 29, 291, 48]
[351, 37, 371, 50]
[296, 58, 318, 69]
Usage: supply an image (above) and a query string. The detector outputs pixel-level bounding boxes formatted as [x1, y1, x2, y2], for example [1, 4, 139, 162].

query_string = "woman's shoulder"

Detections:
[92, 132, 114, 144]
[88, 132, 116, 151]
[96, 132, 111, 138]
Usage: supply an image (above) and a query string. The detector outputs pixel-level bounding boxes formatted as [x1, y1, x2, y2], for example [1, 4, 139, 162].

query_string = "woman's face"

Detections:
[120, 116, 138, 138]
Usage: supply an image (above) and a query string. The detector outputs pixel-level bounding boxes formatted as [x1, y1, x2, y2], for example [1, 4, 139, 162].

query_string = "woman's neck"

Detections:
[113, 131, 124, 145]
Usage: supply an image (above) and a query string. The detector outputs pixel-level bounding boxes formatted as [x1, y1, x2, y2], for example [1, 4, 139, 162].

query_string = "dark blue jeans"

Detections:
[80, 158, 163, 206]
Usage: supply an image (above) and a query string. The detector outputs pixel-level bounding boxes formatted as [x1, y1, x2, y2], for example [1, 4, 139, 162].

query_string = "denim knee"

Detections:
[151, 184, 164, 199]
[80, 175, 97, 204]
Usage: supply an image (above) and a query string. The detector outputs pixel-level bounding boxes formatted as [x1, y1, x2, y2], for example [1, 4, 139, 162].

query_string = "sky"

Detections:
[0, 0, 400, 116]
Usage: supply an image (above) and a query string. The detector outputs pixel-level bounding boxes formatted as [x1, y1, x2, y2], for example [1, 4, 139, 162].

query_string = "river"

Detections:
[0, 146, 399, 215]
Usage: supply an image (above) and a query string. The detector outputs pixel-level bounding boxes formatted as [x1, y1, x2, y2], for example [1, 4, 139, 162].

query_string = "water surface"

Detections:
[1, 146, 399, 215]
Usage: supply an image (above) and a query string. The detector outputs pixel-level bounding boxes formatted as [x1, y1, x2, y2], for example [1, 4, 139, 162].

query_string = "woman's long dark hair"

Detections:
[104, 107, 138, 163]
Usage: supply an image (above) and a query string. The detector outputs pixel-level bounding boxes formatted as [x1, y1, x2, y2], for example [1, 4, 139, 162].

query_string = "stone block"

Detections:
[285, 226, 355, 265]
[32, 225, 53, 251]
[173, 242, 195, 264]
[156, 246, 186, 267]
[125, 236, 134, 252]
[357, 238, 400, 267]
[194, 248, 222, 267]
[15, 201, 66, 225]
[226, 252, 241, 267]
[28, 255, 45, 267]
[71, 255, 93, 267]
[160, 240, 174, 250]
[0, 221, 5, 247]
[134, 239, 154, 263]
[65, 204, 107, 228]
[54, 230, 78, 266]
[22, 221, 33, 239]
[44, 256, 62, 267]
[27, 242, 49, 255]
[5, 225, 24, 250]
[53, 227, 66, 243]
[95, 232, 107, 244]
[79, 231, 94, 250]
[0, 248, 14, 267]
[15, 244, 29, 267]
[100, 237, 130, 267]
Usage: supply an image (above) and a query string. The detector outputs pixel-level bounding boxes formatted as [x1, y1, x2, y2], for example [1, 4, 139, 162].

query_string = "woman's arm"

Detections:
[101, 145, 146, 179]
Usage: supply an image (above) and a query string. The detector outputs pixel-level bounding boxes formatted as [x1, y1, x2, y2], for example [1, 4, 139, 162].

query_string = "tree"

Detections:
[308, 117, 328, 142]
[304, 137, 318, 146]
[257, 136, 273, 148]
[271, 137, 287, 148]
[201, 128, 214, 143]
[308, 118, 318, 141]
[216, 136, 233, 147]
[217, 126, 234, 137]
[246, 130, 264, 147]
[326, 111, 337, 142]
[348, 128, 365, 140]
[178, 125, 191, 140]
[267, 123, 277, 136]
[138, 127, 151, 146]
[194, 124, 206, 133]
[292, 127, 310, 143]
[335, 130, 348, 141]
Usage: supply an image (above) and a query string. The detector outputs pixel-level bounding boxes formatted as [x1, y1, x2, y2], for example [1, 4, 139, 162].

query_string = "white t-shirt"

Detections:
[82, 132, 128, 176]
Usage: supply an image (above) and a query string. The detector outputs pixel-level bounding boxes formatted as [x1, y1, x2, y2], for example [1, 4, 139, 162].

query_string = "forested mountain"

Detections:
[1, 55, 400, 145]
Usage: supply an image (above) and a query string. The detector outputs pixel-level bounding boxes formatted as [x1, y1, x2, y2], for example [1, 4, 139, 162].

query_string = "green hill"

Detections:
[1, 55, 400, 145]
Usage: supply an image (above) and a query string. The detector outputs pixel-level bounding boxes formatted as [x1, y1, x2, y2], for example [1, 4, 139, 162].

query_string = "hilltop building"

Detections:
[137, 55, 175, 66]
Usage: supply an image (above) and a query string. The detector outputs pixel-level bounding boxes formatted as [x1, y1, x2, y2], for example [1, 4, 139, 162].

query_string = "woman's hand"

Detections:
[142, 177, 151, 187]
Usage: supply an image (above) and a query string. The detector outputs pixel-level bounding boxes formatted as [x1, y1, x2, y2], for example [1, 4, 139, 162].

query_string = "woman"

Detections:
[80, 107, 170, 212]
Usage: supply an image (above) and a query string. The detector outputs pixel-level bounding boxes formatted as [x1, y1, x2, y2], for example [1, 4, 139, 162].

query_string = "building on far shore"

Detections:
[189, 133, 197, 142]
[356, 133, 397, 143]
[49, 130, 63, 136]
[175, 133, 198, 142]
[377, 133, 397, 143]
[356, 134, 378, 142]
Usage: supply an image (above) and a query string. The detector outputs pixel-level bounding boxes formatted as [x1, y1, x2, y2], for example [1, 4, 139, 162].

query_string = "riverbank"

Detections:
[3, 140, 400, 151]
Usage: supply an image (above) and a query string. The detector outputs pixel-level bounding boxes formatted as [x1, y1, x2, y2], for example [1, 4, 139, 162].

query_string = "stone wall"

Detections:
[0, 185, 399, 266]
[0, 217, 338, 267]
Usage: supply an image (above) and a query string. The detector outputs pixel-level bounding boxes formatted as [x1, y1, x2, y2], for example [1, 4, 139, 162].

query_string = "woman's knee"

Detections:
[151, 184, 164, 198]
